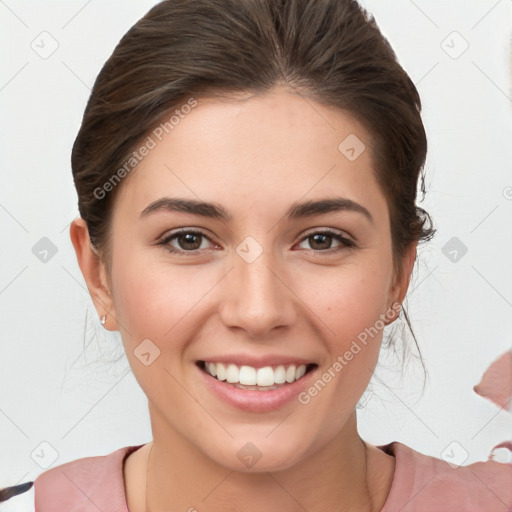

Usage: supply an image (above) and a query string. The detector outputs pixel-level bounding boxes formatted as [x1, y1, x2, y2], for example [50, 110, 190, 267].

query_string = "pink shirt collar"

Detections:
[33, 441, 512, 511]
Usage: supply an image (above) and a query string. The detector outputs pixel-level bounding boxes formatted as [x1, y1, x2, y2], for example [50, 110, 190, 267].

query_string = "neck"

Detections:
[145, 411, 377, 512]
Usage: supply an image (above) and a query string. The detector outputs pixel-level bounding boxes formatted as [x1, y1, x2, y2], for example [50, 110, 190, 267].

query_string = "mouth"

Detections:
[196, 360, 317, 391]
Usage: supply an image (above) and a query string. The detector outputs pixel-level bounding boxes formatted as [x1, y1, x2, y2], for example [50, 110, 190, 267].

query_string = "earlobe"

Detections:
[384, 302, 402, 326]
[69, 218, 118, 330]
[386, 242, 418, 324]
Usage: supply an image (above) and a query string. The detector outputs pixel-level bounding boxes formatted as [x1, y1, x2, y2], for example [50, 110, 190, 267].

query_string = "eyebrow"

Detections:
[139, 196, 374, 224]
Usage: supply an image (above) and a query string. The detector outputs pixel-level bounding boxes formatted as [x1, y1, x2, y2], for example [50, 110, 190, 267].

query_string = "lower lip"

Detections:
[196, 363, 317, 412]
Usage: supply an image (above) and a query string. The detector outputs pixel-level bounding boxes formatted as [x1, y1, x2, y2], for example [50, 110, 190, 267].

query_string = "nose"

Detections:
[218, 246, 297, 339]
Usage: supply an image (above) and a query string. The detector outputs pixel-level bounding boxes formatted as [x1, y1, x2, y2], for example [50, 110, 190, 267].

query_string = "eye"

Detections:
[296, 229, 355, 253]
[157, 229, 217, 255]
[157, 228, 355, 256]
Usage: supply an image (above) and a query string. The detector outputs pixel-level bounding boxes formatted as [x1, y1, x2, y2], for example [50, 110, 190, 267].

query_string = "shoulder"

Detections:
[32, 444, 145, 512]
[379, 441, 512, 512]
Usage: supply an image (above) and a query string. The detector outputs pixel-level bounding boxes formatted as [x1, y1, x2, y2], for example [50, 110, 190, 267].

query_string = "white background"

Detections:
[1, 0, 512, 508]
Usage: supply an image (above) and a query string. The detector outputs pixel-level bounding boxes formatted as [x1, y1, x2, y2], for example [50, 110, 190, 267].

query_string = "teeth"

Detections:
[295, 364, 306, 380]
[239, 365, 256, 385]
[274, 365, 286, 384]
[226, 364, 239, 383]
[203, 362, 309, 386]
[285, 365, 296, 383]
[216, 363, 227, 381]
[207, 362, 217, 377]
[256, 366, 274, 386]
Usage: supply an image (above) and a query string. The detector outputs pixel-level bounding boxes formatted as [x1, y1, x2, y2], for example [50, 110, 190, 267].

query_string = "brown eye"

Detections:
[175, 232, 202, 251]
[158, 229, 215, 255]
[308, 233, 333, 250]
[298, 230, 355, 253]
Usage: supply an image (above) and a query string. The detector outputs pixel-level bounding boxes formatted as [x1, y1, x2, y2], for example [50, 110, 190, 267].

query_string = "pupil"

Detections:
[181, 233, 199, 249]
[312, 234, 329, 250]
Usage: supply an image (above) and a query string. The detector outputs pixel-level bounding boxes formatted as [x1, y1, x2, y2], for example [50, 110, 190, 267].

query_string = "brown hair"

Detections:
[72, 0, 434, 374]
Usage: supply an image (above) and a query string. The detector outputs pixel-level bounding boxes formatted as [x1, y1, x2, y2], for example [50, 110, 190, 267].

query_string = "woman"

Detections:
[2, 0, 511, 510]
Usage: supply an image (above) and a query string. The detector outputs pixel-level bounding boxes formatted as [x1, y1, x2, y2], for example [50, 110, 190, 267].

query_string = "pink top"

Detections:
[31, 442, 512, 511]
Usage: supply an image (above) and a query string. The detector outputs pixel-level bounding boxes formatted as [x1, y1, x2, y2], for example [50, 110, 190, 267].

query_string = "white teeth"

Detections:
[203, 361, 309, 386]
[274, 365, 286, 384]
[216, 363, 227, 381]
[239, 365, 256, 385]
[226, 364, 239, 383]
[295, 365, 306, 380]
[285, 365, 296, 383]
[256, 366, 274, 387]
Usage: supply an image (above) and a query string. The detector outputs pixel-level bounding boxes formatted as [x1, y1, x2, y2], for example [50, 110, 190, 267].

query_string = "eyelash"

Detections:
[157, 228, 356, 256]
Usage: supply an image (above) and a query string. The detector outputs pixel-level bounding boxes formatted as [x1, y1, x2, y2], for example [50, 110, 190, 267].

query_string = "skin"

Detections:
[70, 85, 416, 512]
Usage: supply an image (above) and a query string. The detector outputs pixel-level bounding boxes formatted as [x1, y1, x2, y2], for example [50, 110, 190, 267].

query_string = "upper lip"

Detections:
[197, 354, 316, 369]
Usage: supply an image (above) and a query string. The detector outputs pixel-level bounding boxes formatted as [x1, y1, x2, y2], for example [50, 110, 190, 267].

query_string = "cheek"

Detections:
[300, 260, 391, 401]
[293, 272, 389, 433]
[109, 253, 204, 402]
[304, 262, 391, 347]
[109, 247, 223, 357]
[109, 248, 190, 345]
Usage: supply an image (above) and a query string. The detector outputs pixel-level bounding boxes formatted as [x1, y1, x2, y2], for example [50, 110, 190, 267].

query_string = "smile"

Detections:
[198, 361, 317, 391]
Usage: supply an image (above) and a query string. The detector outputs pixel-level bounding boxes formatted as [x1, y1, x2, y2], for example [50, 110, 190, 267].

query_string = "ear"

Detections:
[69, 217, 118, 330]
[386, 241, 418, 324]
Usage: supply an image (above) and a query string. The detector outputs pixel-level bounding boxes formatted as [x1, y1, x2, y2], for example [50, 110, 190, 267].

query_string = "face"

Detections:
[84, 86, 412, 471]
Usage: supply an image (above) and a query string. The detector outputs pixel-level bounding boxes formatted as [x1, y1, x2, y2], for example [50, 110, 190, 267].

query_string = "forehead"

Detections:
[112, 87, 386, 225]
